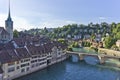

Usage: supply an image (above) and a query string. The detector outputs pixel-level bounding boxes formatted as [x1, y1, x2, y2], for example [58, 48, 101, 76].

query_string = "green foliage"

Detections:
[82, 41, 91, 47]
[22, 22, 112, 39]
[67, 47, 72, 51]
[58, 39, 67, 45]
[44, 27, 48, 33]
[90, 46, 98, 52]
[112, 23, 120, 37]
[115, 32, 120, 39]
[21, 22, 120, 44]
[13, 30, 19, 38]
[104, 36, 116, 49]
[91, 33, 95, 40]
[72, 42, 80, 48]
[111, 44, 119, 51]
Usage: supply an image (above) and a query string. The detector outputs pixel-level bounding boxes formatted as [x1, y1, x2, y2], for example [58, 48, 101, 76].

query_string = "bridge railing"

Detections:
[72, 48, 98, 54]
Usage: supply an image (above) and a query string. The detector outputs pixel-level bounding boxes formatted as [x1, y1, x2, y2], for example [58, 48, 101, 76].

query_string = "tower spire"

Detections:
[5, 0, 13, 40]
[7, 0, 12, 21]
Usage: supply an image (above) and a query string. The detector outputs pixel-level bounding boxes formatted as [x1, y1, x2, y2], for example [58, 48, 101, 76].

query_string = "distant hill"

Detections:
[21, 22, 118, 40]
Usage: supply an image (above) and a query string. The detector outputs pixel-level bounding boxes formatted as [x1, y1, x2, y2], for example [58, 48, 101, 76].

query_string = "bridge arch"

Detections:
[67, 51, 120, 64]
[67, 54, 80, 62]
[67, 51, 105, 64]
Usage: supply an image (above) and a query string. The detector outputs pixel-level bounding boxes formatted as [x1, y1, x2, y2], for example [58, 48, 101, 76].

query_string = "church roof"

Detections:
[0, 27, 9, 35]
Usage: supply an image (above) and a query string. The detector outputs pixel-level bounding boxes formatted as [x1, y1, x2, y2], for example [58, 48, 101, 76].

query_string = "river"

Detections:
[14, 57, 120, 80]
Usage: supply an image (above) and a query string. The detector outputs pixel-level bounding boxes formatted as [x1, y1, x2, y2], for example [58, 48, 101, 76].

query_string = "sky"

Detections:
[0, 0, 120, 31]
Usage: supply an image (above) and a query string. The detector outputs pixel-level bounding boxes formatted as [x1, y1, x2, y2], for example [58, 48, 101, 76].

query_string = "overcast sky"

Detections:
[0, 0, 120, 31]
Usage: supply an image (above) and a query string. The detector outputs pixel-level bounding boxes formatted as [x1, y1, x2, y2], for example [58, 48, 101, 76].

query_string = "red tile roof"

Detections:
[0, 36, 67, 64]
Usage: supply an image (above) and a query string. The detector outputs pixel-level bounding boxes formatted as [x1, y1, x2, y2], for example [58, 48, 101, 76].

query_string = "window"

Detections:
[4, 35, 6, 38]
[31, 64, 35, 68]
[31, 60, 37, 63]
[36, 63, 39, 67]
[39, 61, 46, 66]
[1, 35, 3, 38]
[8, 62, 14, 66]
[16, 66, 19, 69]
[26, 67, 29, 71]
[8, 67, 15, 73]
[24, 59, 30, 62]
[21, 60, 24, 63]
[32, 56, 37, 59]
[21, 63, 29, 68]
[21, 69, 25, 73]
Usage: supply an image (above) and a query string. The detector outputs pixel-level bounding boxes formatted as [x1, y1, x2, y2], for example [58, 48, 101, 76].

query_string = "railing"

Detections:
[66, 50, 120, 59]
[72, 48, 98, 54]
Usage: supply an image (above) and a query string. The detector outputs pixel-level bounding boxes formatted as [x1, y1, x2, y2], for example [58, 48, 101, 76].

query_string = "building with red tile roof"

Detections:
[0, 36, 67, 80]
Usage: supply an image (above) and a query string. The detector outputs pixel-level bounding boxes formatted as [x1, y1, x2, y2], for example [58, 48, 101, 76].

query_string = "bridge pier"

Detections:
[79, 54, 84, 61]
[67, 51, 120, 65]
[99, 59, 105, 64]
[98, 56, 105, 64]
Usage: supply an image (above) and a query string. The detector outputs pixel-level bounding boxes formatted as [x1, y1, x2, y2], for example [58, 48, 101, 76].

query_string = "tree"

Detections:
[58, 38, 67, 45]
[72, 42, 79, 48]
[91, 33, 95, 40]
[111, 22, 116, 32]
[67, 47, 72, 51]
[111, 44, 119, 51]
[104, 36, 116, 49]
[116, 32, 120, 39]
[44, 27, 48, 33]
[13, 30, 19, 38]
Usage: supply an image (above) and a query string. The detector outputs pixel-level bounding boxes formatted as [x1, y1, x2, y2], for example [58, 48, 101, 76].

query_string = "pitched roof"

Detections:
[4, 42, 15, 49]
[0, 27, 9, 35]
[15, 48, 30, 59]
[0, 50, 13, 63]
[7, 49, 20, 61]
[26, 44, 45, 55]
[0, 36, 67, 64]
[13, 38, 26, 47]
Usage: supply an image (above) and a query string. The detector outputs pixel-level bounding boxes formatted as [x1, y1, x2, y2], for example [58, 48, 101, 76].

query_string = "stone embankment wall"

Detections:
[98, 48, 120, 57]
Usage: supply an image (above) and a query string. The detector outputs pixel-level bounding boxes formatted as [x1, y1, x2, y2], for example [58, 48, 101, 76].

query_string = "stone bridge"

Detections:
[66, 51, 120, 64]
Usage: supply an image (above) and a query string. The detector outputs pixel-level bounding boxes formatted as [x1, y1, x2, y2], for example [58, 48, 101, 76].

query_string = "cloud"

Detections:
[99, 17, 107, 20]
[0, 13, 78, 31]
[13, 17, 35, 31]
[0, 14, 6, 28]
[38, 20, 77, 28]
[0, 13, 36, 31]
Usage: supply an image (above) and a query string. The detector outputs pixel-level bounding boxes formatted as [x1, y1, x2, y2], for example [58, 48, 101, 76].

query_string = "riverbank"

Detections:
[98, 48, 120, 56]
[11, 55, 67, 80]
[14, 59, 120, 80]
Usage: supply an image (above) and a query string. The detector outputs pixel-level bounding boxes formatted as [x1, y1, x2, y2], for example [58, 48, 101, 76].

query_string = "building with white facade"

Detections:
[0, 36, 67, 80]
[0, 1, 67, 80]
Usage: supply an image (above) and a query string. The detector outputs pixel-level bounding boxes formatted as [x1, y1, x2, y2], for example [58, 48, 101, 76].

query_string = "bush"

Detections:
[83, 41, 91, 47]
[90, 47, 98, 52]
[111, 44, 119, 51]
[67, 47, 73, 51]
[72, 42, 79, 48]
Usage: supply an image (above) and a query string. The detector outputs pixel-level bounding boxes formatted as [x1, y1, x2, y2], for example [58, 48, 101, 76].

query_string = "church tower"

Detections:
[5, 0, 13, 40]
